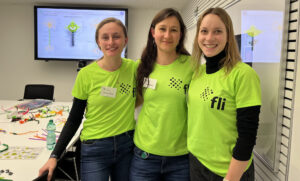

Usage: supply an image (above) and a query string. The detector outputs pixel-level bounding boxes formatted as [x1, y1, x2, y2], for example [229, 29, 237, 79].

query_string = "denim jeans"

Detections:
[189, 153, 255, 181]
[80, 130, 134, 181]
[130, 146, 190, 181]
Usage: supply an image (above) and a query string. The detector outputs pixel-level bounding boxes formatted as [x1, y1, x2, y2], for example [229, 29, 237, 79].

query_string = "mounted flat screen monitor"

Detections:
[34, 6, 128, 61]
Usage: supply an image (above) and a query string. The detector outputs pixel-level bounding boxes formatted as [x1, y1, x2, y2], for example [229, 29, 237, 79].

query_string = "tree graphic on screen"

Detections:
[67, 21, 79, 46]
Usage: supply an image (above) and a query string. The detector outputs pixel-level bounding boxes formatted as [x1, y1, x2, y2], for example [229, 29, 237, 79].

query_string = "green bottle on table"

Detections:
[46, 119, 56, 150]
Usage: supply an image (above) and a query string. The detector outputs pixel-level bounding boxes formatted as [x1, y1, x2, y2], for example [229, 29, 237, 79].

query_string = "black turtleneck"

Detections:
[204, 50, 226, 74]
[204, 50, 260, 161]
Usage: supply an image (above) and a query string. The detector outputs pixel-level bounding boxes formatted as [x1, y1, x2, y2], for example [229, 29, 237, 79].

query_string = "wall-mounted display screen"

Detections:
[34, 6, 127, 61]
[241, 10, 283, 63]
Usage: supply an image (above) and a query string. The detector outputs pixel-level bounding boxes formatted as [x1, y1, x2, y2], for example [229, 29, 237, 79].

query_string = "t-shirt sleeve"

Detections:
[235, 65, 261, 108]
[72, 69, 88, 100]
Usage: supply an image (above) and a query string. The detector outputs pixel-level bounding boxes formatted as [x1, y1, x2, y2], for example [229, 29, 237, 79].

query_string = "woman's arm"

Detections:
[38, 97, 87, 181]
[225, 106, 260, 181]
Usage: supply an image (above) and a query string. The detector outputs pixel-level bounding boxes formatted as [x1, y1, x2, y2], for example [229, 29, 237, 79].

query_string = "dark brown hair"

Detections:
[136, 8, 189, 96]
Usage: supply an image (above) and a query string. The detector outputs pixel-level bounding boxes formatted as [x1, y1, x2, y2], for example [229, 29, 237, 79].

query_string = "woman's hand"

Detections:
[224, 157, 249, 181]
[38, 158, 57, 181]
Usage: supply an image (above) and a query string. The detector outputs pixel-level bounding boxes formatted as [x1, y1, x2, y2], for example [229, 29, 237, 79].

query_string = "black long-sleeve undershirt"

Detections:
[233, 106, 260, 160]
[51, 97, 87, 158]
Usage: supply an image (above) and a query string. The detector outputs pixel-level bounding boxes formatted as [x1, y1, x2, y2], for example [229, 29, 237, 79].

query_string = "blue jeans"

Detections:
[130, 147, 190, 181]
[80, 130, 134, 181]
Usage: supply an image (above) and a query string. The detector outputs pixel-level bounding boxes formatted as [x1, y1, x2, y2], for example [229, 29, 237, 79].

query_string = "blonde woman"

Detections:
[188, 7, 261, 181]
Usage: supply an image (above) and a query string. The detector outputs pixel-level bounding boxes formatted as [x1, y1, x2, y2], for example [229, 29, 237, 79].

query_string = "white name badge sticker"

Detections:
[100, 86, 117, 98]
[143, 78, 157, 90]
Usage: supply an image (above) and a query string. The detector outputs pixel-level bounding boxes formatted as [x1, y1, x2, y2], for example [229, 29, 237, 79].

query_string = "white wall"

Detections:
[185, 26, 196, 53]
[127, 8, 159, 60]
[0, 3, 78, 101]
[0, 3, 159, 101]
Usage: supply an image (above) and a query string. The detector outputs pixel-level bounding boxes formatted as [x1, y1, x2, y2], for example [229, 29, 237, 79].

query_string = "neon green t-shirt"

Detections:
[72, 58, 136, 141]
[134, 54, 193, 156]
[187, 62, 261, 177]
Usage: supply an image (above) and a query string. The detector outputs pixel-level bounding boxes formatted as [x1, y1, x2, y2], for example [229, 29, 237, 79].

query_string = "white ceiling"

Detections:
[1, 0, 189, 9]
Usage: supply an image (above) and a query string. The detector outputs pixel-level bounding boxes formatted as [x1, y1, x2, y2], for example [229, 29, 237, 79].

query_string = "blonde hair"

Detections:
[192, 7, 241, 76]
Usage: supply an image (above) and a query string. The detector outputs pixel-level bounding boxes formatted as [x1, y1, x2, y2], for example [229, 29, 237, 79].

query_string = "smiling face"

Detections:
[151, 16, 181, 54]
[97, 22, 128, 58]
[198, 14, 227, 57]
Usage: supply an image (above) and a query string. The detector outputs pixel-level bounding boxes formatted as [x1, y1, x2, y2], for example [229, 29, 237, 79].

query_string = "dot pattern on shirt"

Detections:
[119, 83, 131, 95]
[168, 77, 183, 91]
[200, 87, 214, 101]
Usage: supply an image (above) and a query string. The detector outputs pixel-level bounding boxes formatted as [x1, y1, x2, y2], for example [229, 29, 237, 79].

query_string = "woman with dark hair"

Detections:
[39, 17, 136, 181]
[130, 8, 193, 181]
[188, 7, 261, 181]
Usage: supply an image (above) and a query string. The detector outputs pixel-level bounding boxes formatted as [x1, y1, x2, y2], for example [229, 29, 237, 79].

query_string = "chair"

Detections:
[55, 138, 81, 181]
[22, 84, 55, 101]
[32, 170, 55, 181]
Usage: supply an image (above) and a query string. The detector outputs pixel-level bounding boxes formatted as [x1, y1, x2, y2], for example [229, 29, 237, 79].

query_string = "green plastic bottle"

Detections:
[46, 119, 56, 150]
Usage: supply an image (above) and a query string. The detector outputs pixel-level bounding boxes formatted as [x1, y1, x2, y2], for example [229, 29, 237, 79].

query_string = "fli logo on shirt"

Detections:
[119, 83, 131, 95]
[210, 96, 226, 110]
[168, 77, 183, 91]
[184, 84, 189, 94]
[199, 87, 226, 110]
[199, 87, 214, 101]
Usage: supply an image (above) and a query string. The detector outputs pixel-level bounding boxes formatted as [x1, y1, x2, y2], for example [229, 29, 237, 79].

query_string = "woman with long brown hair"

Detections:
[130, 8, 193, 181]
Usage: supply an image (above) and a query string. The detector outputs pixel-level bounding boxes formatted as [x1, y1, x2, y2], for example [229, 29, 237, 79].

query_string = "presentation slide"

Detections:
[36, 8, 126, 60]
[241, 10, 283, 63]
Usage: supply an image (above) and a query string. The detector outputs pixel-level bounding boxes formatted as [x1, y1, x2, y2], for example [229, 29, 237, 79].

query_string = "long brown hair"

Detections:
[136, 8, 189, 96]
[192, 7, 241, 76]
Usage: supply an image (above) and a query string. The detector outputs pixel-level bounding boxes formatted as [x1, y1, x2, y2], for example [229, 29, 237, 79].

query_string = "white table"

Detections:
[0, 100, 80, 181]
